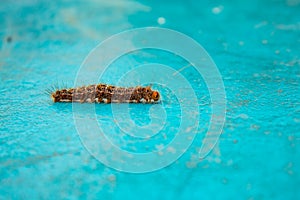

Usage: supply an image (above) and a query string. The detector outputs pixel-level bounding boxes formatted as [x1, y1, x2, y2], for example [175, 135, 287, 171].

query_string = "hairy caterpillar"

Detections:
[51, 84, 160, 103]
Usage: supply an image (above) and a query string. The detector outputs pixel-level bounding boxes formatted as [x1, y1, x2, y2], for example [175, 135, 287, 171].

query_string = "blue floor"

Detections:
[0, 0, 299, 199]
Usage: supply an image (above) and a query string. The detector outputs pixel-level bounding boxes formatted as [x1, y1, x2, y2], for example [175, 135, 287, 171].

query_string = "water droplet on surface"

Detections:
[157, 17, 166, 25]
[212, 6, 223, 14]
[107, 174, 116, 182]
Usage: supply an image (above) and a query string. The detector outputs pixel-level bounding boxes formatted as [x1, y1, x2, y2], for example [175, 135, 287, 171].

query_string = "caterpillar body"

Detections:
[51, 84, 160, 103]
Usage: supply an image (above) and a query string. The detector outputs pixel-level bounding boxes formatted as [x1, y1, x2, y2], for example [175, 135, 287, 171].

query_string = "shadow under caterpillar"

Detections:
[50, 84, 160, 103]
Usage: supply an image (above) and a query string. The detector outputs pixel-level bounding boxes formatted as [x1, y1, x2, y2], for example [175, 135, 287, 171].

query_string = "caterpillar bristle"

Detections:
[44, 88, 52, 96]
[50, 84, 160, 104]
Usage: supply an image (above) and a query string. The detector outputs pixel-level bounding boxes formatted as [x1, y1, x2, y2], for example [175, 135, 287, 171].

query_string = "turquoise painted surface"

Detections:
[0, 0, 299, 199]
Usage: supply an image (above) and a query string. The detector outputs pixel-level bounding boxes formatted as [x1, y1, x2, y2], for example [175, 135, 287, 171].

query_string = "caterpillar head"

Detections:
[151, 91, 160, 101]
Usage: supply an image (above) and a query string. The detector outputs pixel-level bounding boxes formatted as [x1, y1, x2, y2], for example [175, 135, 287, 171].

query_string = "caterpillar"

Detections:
[50, 84, 160, 103]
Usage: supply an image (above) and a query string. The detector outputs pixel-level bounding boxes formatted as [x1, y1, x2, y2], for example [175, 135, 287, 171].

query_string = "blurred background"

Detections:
[0, 0, 299, 199]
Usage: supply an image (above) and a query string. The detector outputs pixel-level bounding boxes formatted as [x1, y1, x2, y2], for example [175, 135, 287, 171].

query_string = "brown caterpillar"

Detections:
[51, 84, 160, 103]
